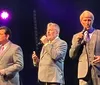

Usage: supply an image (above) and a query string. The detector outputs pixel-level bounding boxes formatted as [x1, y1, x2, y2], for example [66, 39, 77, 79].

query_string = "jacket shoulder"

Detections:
[10, 42, 21, 49]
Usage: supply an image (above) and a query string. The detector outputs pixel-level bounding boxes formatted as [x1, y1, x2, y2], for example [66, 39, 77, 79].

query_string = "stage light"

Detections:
[1, 11, 9, 19]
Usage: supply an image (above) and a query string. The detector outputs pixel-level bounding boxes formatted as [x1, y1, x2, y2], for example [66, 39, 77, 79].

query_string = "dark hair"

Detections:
[0, 26, 12, 39]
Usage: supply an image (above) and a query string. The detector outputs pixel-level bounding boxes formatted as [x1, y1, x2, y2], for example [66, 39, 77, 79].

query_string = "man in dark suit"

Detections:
[69, 10, 100, 85]
[0, 26, 24, 85]
[32, 22, 68, 85]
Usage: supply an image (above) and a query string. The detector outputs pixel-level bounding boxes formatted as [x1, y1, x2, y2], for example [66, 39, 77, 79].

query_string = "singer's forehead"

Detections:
[82, 17, 92, 20]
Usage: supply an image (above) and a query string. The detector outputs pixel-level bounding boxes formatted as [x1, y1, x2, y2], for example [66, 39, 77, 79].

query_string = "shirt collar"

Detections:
[88, 27, 95, 33]
[1, 41, 10, 50]
[50, 36, 59, 43]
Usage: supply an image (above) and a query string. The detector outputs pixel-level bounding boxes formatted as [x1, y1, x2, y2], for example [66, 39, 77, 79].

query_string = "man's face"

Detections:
[46, 26, 58, 41]
[81, 16, 93, 30]
[0, 29, 8, 44]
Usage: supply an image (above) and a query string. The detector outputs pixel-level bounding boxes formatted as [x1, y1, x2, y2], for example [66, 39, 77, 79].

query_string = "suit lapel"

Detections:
[90, 30, 98, 51]
[0, 41, 11, 61]
[40, 46, 45, 59]
[51, 37, 60, 45]
[40, 37, 60, 59]
[85, 30, 97, 60]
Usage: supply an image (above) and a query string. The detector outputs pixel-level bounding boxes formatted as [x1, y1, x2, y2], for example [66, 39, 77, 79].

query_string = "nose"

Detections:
[47, 31, 50, 34]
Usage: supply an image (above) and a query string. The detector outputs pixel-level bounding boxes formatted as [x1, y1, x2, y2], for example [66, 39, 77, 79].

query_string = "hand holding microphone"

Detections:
[0, 69, 5, 76]
[77, 28, 86, 43]
[40, 35, 49, 44]
[32, 51, 39, 66]
[82, 28, 86, 34]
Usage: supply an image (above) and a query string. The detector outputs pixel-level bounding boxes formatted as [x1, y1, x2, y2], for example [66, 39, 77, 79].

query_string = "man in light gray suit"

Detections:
[0, 26, 24, 85]
[32, 22, 67, 85]
[69, 10, 100, 85]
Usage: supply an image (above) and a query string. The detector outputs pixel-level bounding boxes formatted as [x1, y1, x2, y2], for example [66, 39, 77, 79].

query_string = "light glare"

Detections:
[1, 11, 9, 19]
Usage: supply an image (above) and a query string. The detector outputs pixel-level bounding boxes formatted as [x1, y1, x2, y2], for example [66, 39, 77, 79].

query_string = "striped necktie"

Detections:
[84, 31, 90, 42]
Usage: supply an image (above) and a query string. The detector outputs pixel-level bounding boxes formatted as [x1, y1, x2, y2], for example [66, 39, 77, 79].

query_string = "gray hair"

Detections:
[80, 10, 94, 21]
[47, 22, 60, 36]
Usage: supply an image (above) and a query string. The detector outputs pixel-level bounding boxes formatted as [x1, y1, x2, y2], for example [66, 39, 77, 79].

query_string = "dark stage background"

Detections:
[0, 0, 100, 85]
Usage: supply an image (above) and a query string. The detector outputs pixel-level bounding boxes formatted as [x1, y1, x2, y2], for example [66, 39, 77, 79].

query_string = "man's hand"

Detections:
[32, 51, 39, 66]
[0, 69, 6, 76]
[77, 32, 84, 40]
[75, 32, 84, 43]
[40, 35, 48, 44]
[92, 56, 100, 64]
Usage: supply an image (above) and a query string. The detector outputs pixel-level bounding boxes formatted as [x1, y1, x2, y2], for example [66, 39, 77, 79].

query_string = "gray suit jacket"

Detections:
[38, 37, 67, 84]
[0, 41, 24, 85]
[69, 29, 100, 78]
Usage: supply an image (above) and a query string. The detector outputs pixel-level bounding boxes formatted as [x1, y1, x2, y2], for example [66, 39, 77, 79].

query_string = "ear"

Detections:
[6, 34, 9, 40]
[80, 21, 84, 27]
[56, 30, 59, 36]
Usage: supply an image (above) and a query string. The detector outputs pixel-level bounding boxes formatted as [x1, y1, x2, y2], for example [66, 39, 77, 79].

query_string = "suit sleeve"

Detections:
[44, 41, 67, 60]
[4, 46, 24, 76]
[69, 34, 82, 58]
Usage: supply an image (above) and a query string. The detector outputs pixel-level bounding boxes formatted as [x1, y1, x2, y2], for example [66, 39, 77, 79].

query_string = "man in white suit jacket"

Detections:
[69, 10, 100, 85]
[0, 26, 24, 85]
[32, 22, 67, 85]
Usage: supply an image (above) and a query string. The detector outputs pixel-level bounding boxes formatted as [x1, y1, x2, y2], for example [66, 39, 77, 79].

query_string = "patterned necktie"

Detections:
[86, 32, 90, 42]
[84, 31, 90, 42]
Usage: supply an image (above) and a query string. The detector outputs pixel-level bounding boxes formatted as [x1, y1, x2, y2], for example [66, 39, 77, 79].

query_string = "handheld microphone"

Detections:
[37, 35, 47, 45]
[81, 28, 87, 44]
[37, 42, 42, 45]
[82, 28, 86, 34]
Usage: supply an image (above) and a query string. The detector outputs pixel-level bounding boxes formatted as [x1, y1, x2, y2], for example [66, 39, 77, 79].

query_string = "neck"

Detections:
[1, 40, 9, 46]
[88, 27, 94, 33]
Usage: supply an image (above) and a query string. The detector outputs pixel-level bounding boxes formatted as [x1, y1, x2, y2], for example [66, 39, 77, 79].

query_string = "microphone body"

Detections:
[38, 35, 47, 45]
[82, 28, 86, 34]
[37, 42, 42, 45]
[81, 28, 87, 44]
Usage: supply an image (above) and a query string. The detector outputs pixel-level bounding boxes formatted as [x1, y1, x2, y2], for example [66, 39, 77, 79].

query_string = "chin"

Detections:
[48, 38, 52, 41]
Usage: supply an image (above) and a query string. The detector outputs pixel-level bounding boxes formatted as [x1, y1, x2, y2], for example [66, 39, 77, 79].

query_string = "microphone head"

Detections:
[82, 28, 86, 34]
[37, 42, 42, 45]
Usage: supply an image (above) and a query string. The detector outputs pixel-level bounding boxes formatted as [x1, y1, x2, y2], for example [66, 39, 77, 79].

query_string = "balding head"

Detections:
[80, 10, 94, 21]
